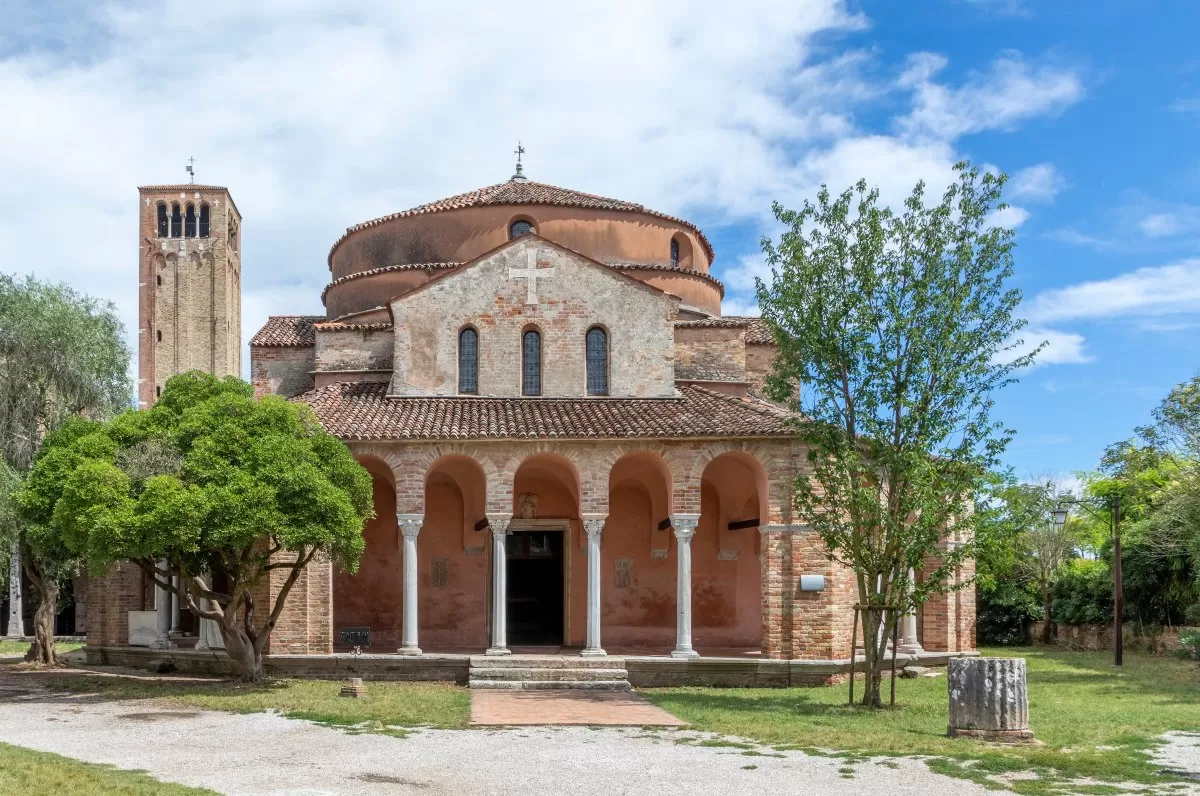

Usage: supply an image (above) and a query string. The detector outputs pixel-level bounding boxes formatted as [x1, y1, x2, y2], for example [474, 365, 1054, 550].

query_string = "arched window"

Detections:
[184, 203, 197, 237]
[170, 203, 182, 238]
[509, 220, 533, 240]
[586, 327, 608, 396]
[458, 327, 479, 394]
[198, 204, 210, 237]
[156, 203, 168, 237]
[670, 238, 680, 268]
[522, 329, 541, 396]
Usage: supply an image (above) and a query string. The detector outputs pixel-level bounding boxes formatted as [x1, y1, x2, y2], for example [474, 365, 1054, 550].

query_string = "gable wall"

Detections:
[389, 239, 678, 398]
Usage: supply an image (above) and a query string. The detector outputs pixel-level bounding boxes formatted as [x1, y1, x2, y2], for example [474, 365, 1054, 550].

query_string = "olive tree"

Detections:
[20, 372, 372, 681]
[0, 274, 130, 663]
[756, 163, 1039, 706]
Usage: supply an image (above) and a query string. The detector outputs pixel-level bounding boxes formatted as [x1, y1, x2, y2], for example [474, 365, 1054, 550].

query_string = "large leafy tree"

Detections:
[756, 163, 1038, 706]
[0, 274, 131, 664]
[20, 372, 372, 682]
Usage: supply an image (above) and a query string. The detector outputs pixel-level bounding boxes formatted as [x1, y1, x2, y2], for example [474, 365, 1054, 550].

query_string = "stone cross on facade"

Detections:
[508, 250, 555, 305]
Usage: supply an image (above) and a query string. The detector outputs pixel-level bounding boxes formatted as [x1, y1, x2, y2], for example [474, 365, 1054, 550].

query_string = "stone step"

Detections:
[470, 667, 628, 682]
[468, 655, 625, 669]
[468, 679, 632, 691]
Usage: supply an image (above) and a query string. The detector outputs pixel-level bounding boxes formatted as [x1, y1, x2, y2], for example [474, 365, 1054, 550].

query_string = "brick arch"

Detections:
[508, 450, 582, 518]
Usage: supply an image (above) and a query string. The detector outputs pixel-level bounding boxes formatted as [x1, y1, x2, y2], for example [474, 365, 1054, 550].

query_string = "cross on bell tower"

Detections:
[186, 156, 196, 184]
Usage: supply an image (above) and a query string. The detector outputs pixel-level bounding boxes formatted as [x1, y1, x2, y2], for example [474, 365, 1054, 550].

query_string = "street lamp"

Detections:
[1052, 495, 1123, 668]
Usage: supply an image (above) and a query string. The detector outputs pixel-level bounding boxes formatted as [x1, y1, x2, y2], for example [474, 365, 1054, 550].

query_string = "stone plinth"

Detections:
[947, 657, 1033, 741]
[339, 677, 367, 697]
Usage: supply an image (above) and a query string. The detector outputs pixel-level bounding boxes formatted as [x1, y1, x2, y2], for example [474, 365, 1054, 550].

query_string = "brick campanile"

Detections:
[137, 185, 242, 407]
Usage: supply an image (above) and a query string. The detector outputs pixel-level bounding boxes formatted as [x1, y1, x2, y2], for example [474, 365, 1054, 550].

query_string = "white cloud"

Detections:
[0, 1, 1086, 377]
[897, 51, 1083, 140]
[1045, 227, 1115, 250]
[988, 205, 1030, 229]
[1001, 326, 1091, 368]
[1008, 163, 1066, 202]
[1139, 209, 1200, 238]
[719, 297, 762, 317]
[1026, 259, 1200, 324]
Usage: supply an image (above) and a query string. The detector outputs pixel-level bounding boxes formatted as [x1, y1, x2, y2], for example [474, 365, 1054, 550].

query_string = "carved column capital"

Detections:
[582, 514, 607, 538]
[489, 516, 512, 537]
[671, 513, 700, 541]
[396, 513, 424, 539]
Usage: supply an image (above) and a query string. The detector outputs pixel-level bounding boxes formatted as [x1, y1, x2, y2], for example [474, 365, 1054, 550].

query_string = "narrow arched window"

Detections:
[586, 327, 608, 395]
[670, 238, 680, 268]
[458, 327, 478, 394]
[509, 220, 533, 240]
[184, 203, 197, 237]
[198, 204, 210, 237]
[170, 203, 182, 237]
[156, 203, 168, 237]
[522, 329, 541, 396]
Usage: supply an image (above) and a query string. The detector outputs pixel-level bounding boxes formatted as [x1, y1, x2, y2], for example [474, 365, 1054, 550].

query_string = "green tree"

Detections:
[20, 372, 373, 682]
[756, 163, 1038, 706]
[0, 274, 131, 664]
[973, 471, 1044, 645]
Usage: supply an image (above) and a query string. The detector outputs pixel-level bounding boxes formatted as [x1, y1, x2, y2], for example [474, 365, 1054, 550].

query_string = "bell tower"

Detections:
[137, 182, 242, 408]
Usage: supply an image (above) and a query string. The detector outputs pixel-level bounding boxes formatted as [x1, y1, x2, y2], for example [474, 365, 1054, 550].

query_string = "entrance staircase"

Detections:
[468, 655, 631, 691]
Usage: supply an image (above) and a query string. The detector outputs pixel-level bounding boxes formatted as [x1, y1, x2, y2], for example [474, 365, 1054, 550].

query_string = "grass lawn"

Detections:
[0, 640, 84, 656]
[0, 742, 216, 795]
[41, 674, 471, 736]
[643, 646, 1200, 795]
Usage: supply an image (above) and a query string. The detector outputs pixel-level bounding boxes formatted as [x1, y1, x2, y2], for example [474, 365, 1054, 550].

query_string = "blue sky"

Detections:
[1, 0, 1197, 483]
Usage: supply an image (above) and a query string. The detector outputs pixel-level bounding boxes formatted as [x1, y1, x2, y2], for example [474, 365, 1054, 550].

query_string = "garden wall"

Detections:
[1053, 624, 1198, 655]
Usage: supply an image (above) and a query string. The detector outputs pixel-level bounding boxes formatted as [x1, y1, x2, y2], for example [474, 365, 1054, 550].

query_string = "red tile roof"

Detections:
[329, 179, 714, 266]
[249, 316, 321, 347]
[674, 316, 773, 344]
[610, 263, 725, 296]
[292, 382, 796, 441]
[320, 262, 462, 301]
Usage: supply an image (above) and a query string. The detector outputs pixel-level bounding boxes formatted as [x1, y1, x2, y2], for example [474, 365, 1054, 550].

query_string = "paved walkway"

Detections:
[470, 689, 686, 726]
[0, 677, 1012, 796]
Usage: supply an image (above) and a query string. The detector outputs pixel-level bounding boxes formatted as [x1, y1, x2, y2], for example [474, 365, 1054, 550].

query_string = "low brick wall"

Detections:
[1053, 624, 1198, 655]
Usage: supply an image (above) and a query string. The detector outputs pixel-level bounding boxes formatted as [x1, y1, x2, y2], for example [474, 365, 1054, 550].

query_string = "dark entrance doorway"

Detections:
[505, 530, 564, 646]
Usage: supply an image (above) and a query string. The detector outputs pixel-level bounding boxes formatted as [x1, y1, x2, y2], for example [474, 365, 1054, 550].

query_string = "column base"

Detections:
[195, 642, 211, 652]
[485, 646, 511, 656]
[670, 648, 700, 659]
[898, 644, 924, 655]
[168, 630, 183, 639]
[580, 647, 607, 658]
[149, 638, 176, 650]
[396, 645, 423, 656]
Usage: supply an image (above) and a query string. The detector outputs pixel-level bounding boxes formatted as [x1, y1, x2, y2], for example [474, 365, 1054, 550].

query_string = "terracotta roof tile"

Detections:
[293, 382, 796, 441]
[249, 316, 321, 347]
[610, 263, 725, 295]
[329, 179, 714, 266]
[320, 262, 462, 301]
[313, 321, 393, 333]
[675, 318, 748, 329]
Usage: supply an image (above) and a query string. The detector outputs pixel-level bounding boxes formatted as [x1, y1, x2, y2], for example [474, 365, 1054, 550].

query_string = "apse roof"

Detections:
[328, 178, 715, 266]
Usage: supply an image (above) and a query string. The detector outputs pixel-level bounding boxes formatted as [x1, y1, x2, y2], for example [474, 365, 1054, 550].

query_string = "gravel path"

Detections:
[1158, 732, 1200, 779]
[0, 684, 1014, 796]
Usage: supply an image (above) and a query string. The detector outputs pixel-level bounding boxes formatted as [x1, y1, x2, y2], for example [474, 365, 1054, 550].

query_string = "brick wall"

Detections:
[314, 328, 392, 373]
[390, 236, 679, 398]
[673, 326, 747, 382]
[87, 563, 145, 647]
[745, 343, 777, 395]
[250, 345, 315, 398]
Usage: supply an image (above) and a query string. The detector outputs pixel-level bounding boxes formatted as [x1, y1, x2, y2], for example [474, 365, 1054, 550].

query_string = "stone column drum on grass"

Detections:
[947, 657, 1034, 741]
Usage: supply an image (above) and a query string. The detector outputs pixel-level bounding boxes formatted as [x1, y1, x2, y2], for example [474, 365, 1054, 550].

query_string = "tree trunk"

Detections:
[1041, 588, 1052, 645]
[23, 557, 58, 666]
[217, 621, 266, 684]
[859, 606, 885, 708]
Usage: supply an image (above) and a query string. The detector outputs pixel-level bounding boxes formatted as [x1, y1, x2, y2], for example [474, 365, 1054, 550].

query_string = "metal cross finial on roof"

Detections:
[186, 156, 196, 184]
[511, 141, 527, 182]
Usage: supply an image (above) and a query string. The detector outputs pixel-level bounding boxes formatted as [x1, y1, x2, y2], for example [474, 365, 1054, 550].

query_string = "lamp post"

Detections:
[1053, 495, 1122, 668]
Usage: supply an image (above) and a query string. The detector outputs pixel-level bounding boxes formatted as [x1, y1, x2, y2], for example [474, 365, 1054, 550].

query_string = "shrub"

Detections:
[1051, 559, 1113, 626]
[976, 580, 1039, 645]
[1184, 602, 1200, 627]
[1178, 630, 1200, 661]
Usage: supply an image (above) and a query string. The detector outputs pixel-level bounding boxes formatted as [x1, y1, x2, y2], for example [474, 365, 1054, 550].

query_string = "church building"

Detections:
[88, 160, 975, 682]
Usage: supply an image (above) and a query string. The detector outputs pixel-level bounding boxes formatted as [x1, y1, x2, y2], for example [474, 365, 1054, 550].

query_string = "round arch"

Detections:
[333, 454, 400, 650]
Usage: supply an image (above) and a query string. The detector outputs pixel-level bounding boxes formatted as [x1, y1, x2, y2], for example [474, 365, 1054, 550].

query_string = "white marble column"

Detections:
[194, 577, 223, 652]
[168, 575, 182, 638]
[150, 562, 175, 650]
[671, 514, 701, 659]
[581, 515, 607, 657]
[486, 517, 511, 656]
[397, 513, 423, 655]
[900, 568, 924, 654]
[5, 542, 24, 639]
